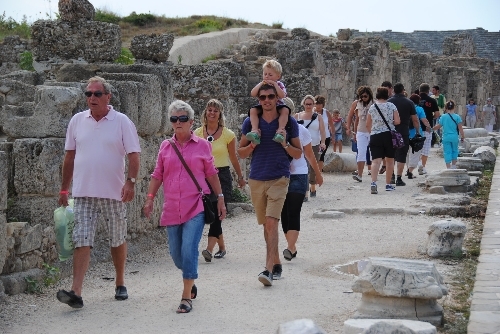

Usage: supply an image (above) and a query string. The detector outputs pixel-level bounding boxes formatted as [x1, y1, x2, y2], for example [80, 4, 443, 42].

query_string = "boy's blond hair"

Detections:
[263, 59, 282, 76]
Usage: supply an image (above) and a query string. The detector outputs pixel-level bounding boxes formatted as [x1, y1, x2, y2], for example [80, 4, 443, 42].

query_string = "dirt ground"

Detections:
[0, 147, 466, 333]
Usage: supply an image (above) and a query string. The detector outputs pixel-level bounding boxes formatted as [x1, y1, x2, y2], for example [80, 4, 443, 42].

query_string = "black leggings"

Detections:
[280, 192, 305, 233]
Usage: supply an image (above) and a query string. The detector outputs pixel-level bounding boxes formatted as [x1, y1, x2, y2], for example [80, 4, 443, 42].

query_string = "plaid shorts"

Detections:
[73, 197, 127, 248]
[421, 131, 433, 156]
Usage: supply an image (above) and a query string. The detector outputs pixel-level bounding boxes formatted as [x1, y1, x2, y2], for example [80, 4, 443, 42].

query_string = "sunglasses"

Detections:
[170, 115, 190, 123]
[258, 94, 276, 101]
[84, 91, 106, 98]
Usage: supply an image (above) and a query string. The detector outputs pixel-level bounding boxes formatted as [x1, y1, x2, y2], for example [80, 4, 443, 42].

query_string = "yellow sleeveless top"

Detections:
[194, 126, 235, 168]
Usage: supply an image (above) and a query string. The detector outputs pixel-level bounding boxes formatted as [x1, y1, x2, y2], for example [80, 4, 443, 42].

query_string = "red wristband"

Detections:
[59, 190, 69, 195]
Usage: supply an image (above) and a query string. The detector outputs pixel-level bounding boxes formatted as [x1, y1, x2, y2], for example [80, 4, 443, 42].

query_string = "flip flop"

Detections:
[283, 249, 297, 261]
[214, 250, 226, 259]
[202, 250, 212, 263]
[176, 298, 192, 314]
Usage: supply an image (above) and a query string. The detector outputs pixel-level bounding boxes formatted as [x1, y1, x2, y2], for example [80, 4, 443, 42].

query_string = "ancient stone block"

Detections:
[291, 28, 310, 40]
[344, 319, 437, 334]
[0, 36, 30, 63]
[456, 157, 484, 171]
[0, 152, 7, 211]
[352, 257, 448, 299]
[443, 34, 476, 57]
[2, 86, 83, 138]
[13, 138, 65, 196]
[55, 63, 102, 82]
[31, 20, 120, 62]
[323, 152, 357, 173]
[0, 268, 43, 295]
[0, 214, 7, 275]
[130, 33, 174, 63]
[425, 169, 470, 187]
[352, 257, 447, 326]
[0, 70, 45, 86]
[0, 79, 37, 106]
[473, 146, 496, 166]
[426, 219, 466, 257]
[277, 319, 326, 334]
[8, 196, 58, 229]
[102, 73, 162, 136]
[16, 224, 42, 254]
[58, 0, 95, 22]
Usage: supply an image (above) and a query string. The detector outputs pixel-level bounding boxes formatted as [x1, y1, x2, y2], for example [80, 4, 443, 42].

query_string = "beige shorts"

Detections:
[73, 197, 127, 248]
[248, 177, 289, 225]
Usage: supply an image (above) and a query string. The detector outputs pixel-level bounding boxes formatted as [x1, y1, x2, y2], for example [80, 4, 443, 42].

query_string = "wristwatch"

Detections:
[127, 177, 136, 183]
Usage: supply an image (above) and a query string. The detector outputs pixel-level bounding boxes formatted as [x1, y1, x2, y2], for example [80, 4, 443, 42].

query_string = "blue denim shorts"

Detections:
[288, 174, 308, 194]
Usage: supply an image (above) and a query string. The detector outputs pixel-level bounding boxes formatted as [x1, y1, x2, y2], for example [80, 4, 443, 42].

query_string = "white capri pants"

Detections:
[356, 132, 370, 162]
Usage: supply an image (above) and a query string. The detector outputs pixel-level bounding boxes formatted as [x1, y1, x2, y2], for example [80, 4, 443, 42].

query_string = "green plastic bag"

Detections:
[54, 199, 75, 262]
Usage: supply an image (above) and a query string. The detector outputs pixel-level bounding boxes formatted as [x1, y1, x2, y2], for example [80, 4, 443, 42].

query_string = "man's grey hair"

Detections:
[87, 76, 112, 94]
[168, 100, 195, 119]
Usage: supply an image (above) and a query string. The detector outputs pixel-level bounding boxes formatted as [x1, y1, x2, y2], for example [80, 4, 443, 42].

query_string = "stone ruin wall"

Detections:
[0, 19, 499, 279]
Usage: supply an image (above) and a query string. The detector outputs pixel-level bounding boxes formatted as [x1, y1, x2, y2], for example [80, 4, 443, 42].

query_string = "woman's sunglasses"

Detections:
[170, 115, 190, 123]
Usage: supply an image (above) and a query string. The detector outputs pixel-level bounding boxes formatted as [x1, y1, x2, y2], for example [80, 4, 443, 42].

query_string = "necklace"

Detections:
[206, 125, 220, 142]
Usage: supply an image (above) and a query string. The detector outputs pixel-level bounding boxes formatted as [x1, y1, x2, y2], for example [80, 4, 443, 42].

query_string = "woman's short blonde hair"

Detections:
[200, 99, 226, 127]
[300, 95, 316, 107]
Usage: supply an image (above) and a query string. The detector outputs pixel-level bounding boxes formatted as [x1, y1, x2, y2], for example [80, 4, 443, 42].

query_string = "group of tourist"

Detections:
[55, 63, 496, 314]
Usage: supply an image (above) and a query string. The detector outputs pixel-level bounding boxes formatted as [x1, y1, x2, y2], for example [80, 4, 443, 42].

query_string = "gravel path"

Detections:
[0, 147, 465, 333]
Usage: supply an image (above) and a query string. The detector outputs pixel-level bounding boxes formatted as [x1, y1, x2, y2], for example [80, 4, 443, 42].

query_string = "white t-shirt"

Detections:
[290, 124, 312, 175]
[65, 106, 141, 200]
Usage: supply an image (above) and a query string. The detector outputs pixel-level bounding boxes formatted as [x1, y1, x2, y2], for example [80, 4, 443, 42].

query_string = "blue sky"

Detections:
[3, 0, 499, 36]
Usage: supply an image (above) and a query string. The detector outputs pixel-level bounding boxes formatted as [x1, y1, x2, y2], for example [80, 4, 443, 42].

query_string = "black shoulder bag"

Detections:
[373, 104, 404, 149]
[168, 139, 216, 225]
[447, 113, 459, 134]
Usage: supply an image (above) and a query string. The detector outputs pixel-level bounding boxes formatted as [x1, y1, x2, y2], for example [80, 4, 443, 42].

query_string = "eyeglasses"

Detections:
[170, 115, 190, 123]
[361, 94, 369, 99]
[84, 91, 106, 98]
[258, 94, 276, 101]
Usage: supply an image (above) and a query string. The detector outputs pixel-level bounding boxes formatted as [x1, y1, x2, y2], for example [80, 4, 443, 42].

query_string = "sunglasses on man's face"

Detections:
[84, 91, 106, 98]
[170, 115, 190, 123]
[258, 94, 276, 101]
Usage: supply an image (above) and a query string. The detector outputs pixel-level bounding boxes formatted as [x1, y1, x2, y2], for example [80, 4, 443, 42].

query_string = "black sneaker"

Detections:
[115, 286, 128, 300]
[57, 289, 84, 308]
[258, 270, 273, 286]
[272, 264, 282, 280]
[396, 178, 406, 186]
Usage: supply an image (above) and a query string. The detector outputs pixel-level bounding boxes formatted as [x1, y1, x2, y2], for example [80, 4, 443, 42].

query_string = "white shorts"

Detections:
[356, 132, 370, 162]
[421, 132, 432, 157]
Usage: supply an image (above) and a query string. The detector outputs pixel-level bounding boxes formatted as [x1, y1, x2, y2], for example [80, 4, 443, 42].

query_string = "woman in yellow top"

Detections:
[194, 99, 246, 262]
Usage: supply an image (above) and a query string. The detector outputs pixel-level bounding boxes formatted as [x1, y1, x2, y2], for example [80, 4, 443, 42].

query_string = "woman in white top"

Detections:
[293, 95, 326, 199]
[366, 87, 400, 194]
[281, 98, 323, 261]
[314, 95, 334, 172]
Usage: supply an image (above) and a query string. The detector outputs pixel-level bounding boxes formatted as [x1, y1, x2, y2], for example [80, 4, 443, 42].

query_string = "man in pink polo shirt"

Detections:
[56, 76, 141, 308]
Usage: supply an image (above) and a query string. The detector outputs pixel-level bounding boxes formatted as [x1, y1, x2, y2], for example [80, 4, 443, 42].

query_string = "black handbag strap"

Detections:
[305, 112, 318, 129]
[168, 139, 203, 194]
[373, 103, 392, 132]
[447, 113, 459, 133]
